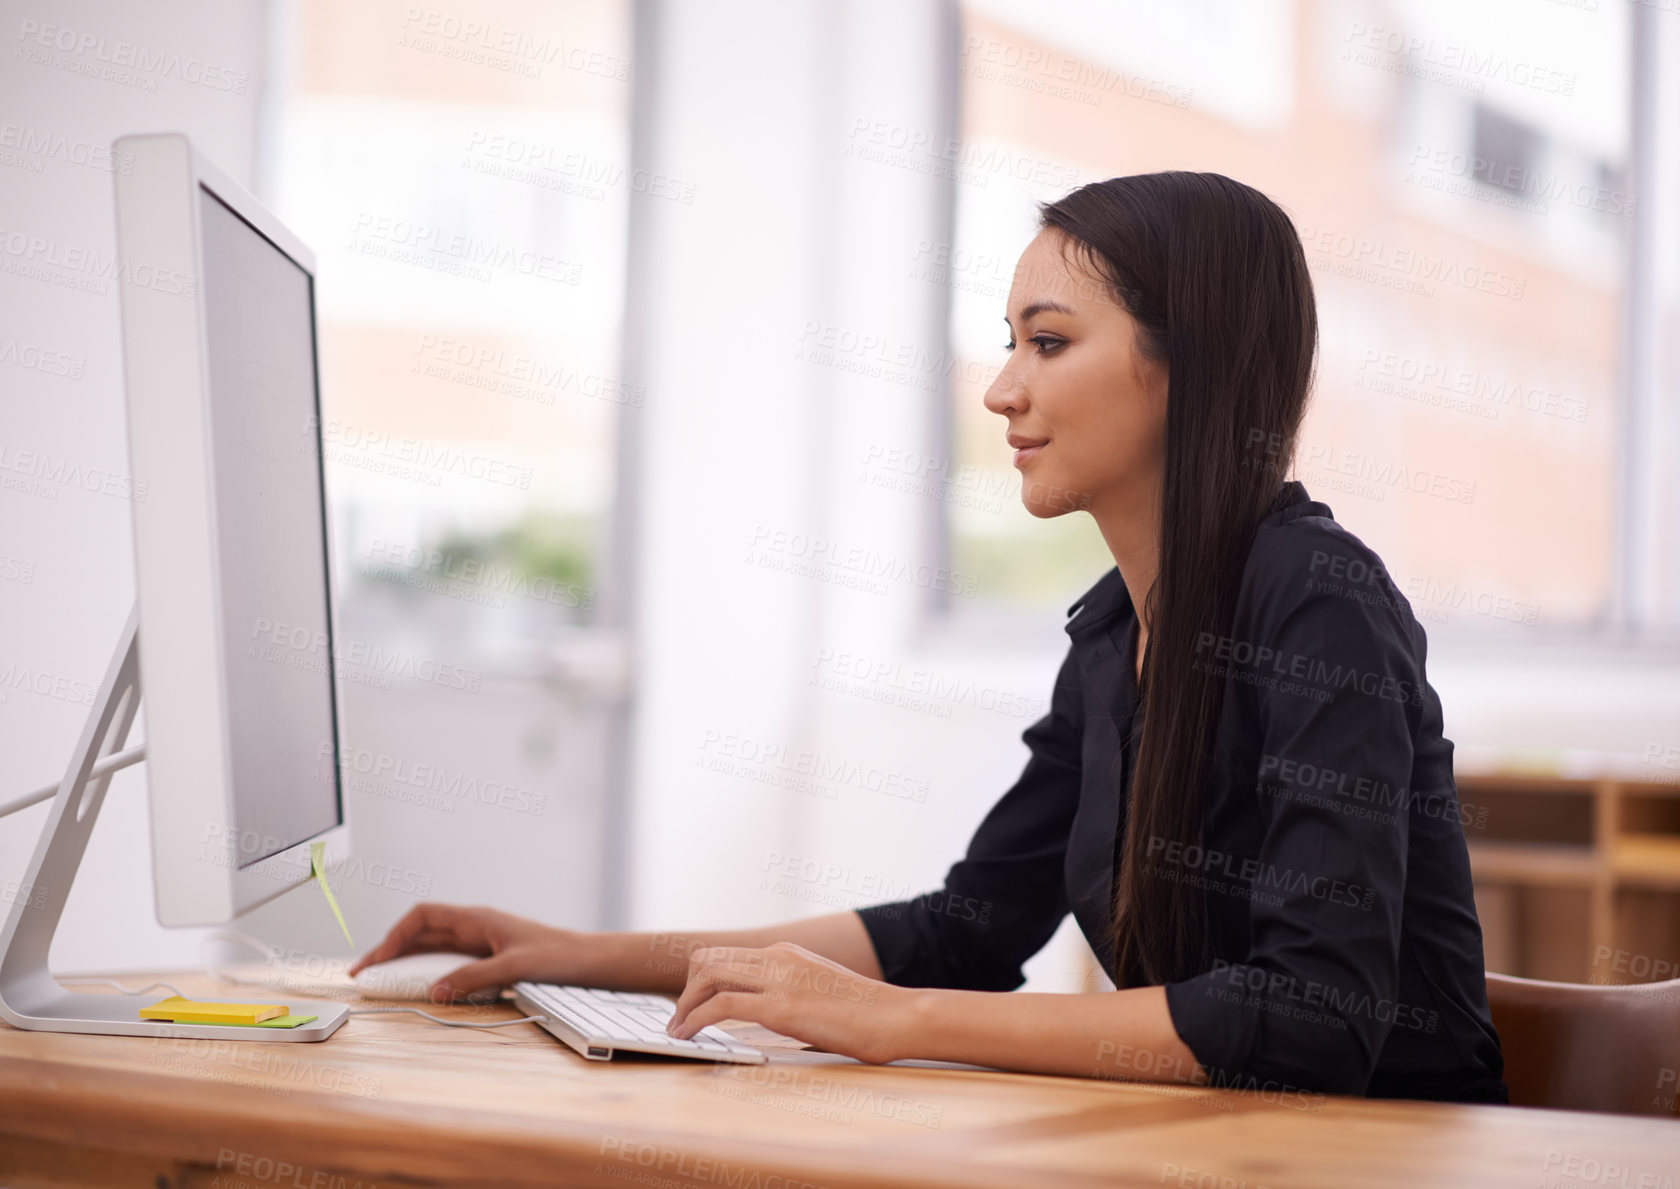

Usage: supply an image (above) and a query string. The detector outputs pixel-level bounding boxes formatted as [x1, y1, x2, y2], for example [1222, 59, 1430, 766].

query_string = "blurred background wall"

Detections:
[2, 0, 1678, 992]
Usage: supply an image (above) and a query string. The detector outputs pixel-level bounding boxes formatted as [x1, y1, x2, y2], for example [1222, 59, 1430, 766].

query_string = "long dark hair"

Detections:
[1039, 172, 1317, 987]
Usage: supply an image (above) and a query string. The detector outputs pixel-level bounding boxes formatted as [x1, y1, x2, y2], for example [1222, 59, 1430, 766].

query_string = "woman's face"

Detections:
[983, 227, 1168, 520]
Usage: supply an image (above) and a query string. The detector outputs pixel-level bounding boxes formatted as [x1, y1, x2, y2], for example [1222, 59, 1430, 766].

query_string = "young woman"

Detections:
[349, 172, 1507, 1103]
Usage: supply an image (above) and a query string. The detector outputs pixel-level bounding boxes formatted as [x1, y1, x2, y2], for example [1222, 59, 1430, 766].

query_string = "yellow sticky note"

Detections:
[311, 840, 354, 948]
[140, 996, 286, 1024]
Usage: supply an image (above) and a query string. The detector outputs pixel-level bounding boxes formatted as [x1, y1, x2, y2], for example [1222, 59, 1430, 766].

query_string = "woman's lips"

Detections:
[1013, 443, 1046, 467]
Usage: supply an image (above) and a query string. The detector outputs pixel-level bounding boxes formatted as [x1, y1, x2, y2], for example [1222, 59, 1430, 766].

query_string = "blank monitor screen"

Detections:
[197, 185, 342, 867]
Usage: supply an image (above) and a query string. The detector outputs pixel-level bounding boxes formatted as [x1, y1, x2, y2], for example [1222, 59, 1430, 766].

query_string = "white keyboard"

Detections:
[511, 982, 766, 1064]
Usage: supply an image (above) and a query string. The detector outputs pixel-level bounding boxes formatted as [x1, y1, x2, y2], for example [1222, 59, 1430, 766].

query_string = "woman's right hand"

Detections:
[347, 902, 588, 1001]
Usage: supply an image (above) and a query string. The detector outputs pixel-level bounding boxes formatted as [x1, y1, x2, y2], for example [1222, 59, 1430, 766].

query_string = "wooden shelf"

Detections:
[1458, 773, 1617, 797]
[1467, 841, 1598, 886]
[1611, 835, 1680, 889]
[1463, 773, 1680, 984]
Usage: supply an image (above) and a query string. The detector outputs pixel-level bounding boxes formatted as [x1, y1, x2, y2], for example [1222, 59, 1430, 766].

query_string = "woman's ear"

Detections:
[1130, 341, 1169, 421]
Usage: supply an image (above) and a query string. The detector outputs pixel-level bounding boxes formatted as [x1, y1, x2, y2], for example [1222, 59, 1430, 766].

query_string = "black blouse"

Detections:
[856, 481, 1507, 1103]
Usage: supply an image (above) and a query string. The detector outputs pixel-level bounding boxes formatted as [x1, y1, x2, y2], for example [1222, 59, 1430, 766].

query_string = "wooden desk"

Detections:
[0, 970, 1674, 1188]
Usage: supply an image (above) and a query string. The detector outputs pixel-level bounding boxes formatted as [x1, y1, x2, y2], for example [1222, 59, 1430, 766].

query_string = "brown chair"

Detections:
[1485, 972, 1680, 1116]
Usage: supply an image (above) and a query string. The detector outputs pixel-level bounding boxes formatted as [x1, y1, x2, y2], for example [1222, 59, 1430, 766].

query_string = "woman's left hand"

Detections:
[665, 941, 915, 1064]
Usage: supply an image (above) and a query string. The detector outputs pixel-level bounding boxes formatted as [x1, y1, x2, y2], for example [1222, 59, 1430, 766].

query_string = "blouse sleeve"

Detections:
[854, 643, 1085, 991]
[1163, 525, 1422, 1096]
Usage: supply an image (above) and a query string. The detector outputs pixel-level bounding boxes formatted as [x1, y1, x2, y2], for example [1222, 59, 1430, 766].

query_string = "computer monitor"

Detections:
[113, 132, 351, 926]
[0, 133, 352, 1042]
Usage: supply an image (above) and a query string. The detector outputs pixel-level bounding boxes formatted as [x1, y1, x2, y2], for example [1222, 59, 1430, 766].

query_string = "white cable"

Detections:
[61, 977, 189, 998]
[59, 974, 538, 1029]
[201, 928, 349, 995]
[345, 1006, 547, 1028]
[1, 745, 147, 819]
[201, 929, 537, 1028]
[41, 885, 537, 1031]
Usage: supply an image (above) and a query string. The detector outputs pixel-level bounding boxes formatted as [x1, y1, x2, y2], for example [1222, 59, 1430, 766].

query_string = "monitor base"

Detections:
[0, 605, 346, 1043]
[3, 983, 349, 1042]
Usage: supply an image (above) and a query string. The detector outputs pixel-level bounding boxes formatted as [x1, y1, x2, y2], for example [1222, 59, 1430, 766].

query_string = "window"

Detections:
[938, 0, 1678, 641]
[258, 0, 634, 649]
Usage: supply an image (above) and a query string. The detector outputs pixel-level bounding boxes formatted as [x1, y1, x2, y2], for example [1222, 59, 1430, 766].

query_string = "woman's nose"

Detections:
[983, 367, 1026, 416]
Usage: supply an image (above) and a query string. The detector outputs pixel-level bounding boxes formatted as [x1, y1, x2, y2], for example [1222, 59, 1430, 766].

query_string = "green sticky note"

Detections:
[310, 840, 354, 948]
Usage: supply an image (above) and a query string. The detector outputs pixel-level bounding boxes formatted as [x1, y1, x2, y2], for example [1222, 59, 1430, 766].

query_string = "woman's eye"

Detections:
[1002, 335, 1062, 354]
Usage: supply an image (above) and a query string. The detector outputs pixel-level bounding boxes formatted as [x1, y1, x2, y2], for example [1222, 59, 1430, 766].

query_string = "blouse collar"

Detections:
[1063, 480, 1324, 636]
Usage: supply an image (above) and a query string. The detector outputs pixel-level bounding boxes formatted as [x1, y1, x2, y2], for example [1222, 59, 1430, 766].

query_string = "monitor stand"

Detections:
[0, 605, 349, 1042]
